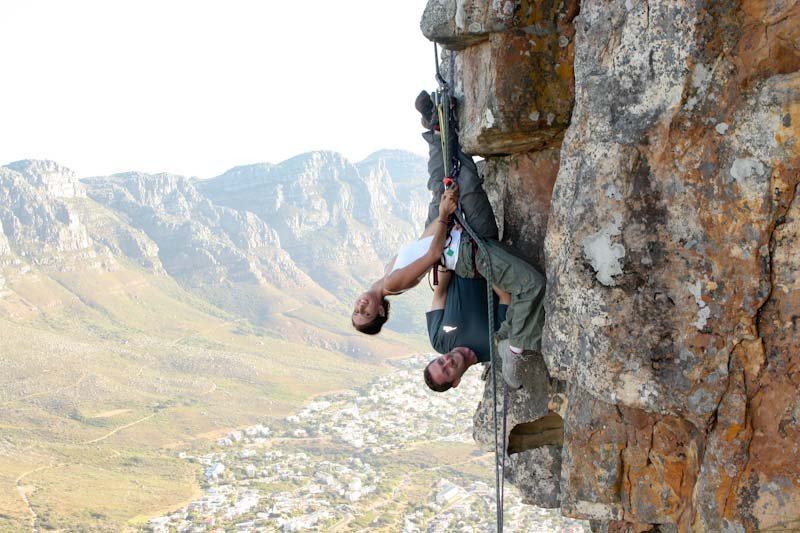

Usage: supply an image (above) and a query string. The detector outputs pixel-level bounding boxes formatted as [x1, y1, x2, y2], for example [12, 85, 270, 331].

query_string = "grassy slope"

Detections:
[0, 259, 422, 531]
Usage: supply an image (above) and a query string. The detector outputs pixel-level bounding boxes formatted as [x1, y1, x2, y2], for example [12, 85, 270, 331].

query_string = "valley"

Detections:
[0, 153, 431, 530]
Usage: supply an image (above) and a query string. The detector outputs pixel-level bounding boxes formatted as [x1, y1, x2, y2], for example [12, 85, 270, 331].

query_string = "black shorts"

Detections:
[426, 274, 507, 363]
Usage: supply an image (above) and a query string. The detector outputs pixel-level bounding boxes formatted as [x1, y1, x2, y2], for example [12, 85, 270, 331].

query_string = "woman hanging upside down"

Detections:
[350, 182, 460, 334]
[351, 91, 546, 389]
[350, 89, 496, 335]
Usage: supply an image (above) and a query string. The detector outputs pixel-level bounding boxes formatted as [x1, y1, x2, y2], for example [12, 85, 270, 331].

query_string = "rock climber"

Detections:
[352, 91, 546, 389]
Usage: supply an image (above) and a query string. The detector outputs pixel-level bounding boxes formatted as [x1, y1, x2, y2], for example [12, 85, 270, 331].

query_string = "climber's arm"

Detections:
[430, 268, 452, 311]
[493, 284, 511, 306]
[384, 187, 457, 294]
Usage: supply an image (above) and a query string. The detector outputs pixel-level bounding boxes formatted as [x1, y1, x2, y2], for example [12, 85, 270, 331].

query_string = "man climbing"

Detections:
[416, 89, 508, 366]
[426, 268, 508, 369]
[424, 267, 507, 392]
[423, 262, 543, 392]
[351, 90, 545, 390]
[413, 90, 547, 392]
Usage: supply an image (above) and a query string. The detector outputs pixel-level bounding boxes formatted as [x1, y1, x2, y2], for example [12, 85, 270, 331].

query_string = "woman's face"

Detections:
[352, 292, 384, 327]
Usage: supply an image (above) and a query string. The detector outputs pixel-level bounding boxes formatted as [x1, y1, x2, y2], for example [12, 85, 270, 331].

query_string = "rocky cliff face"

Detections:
[423, 0, 800, 530]
[6, 159, 86, 199]
[0, 162, 92, 263]
[85, 173, 322, 292]
[83, 170, 340, 321]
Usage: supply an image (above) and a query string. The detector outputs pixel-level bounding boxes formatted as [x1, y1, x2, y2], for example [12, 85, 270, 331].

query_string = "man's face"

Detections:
[351, 292, 384, 327]
[427, 347, 475, 389]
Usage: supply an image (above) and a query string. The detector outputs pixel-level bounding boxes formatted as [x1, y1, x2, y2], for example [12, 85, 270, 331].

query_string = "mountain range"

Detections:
[1, 150, 431, 337]
[0, 150, 433, 530]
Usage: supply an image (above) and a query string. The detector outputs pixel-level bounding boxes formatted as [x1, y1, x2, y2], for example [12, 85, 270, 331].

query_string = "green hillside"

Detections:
[0, 258, 426, 531]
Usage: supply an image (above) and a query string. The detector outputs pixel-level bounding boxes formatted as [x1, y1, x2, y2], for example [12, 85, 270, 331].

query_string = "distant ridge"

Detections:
[1, 148, 430, 334]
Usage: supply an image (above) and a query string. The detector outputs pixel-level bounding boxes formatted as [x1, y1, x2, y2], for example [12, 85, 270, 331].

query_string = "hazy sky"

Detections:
[0, 0, 434, 178]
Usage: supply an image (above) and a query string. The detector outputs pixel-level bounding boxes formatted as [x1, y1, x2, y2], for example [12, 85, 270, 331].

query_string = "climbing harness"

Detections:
[433, 43, 507, 533]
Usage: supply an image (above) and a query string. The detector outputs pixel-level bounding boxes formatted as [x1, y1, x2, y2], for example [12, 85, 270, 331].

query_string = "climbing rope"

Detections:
[434, 43, 506, 533]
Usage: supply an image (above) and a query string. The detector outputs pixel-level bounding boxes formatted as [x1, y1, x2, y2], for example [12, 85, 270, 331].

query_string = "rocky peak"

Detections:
[198, 162, 274, 193]
[199, 150, 428, 324]
[6, 159, 85, 198]
[0, 165, 91, 259]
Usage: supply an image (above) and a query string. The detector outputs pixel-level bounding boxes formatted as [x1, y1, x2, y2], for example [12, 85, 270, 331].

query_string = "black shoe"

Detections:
[415, 90, 438, 130]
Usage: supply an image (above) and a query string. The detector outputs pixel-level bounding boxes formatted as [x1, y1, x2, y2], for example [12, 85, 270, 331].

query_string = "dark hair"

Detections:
[352, 298, 390, 335]
[423, 360, 453, 393]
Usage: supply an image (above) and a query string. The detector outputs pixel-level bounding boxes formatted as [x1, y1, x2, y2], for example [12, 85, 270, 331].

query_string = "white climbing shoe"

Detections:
[498, 338, 524, 389]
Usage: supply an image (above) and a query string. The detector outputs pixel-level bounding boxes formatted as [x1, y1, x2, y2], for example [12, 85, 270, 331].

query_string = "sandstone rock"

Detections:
[540, 3, 799, 528]
[561, 386, 703, 528]
[544, 0, 800, 423]
[475, 159, 504, 241]
[473, 348, 565, 507]
[484, 148, 559, 270]
[456, 29, 574, 155]
[443, 0, 800, 529]
[421, 0, 580, 51]
[420, 0, 503, 49]
[729, 153, 800, 531]
[429, 0, 577, 155]
[691, 340, 754, 531]
[505, 445, 562, 508]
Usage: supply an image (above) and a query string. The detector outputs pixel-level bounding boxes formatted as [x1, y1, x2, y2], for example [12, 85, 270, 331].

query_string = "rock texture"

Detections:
[425, 0, 578, 155]
[484, 148, 560, 270]
[0, 163, 92, 262]
[423, 0, 800, 530]
[473, 347, 566, 508]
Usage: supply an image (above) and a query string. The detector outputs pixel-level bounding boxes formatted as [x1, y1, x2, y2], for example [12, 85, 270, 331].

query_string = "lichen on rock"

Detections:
[422, 0, 800, 529]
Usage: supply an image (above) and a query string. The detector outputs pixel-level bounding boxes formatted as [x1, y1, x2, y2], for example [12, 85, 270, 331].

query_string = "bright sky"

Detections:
[0, 0, 434, 178]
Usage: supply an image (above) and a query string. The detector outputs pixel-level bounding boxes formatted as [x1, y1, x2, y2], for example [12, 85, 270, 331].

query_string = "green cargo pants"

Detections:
[455, 235, 545, 351]
[423, 130, 498, 240]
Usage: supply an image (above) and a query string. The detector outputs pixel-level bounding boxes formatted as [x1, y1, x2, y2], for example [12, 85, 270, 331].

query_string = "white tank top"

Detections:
[390, 228, 461, 274]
